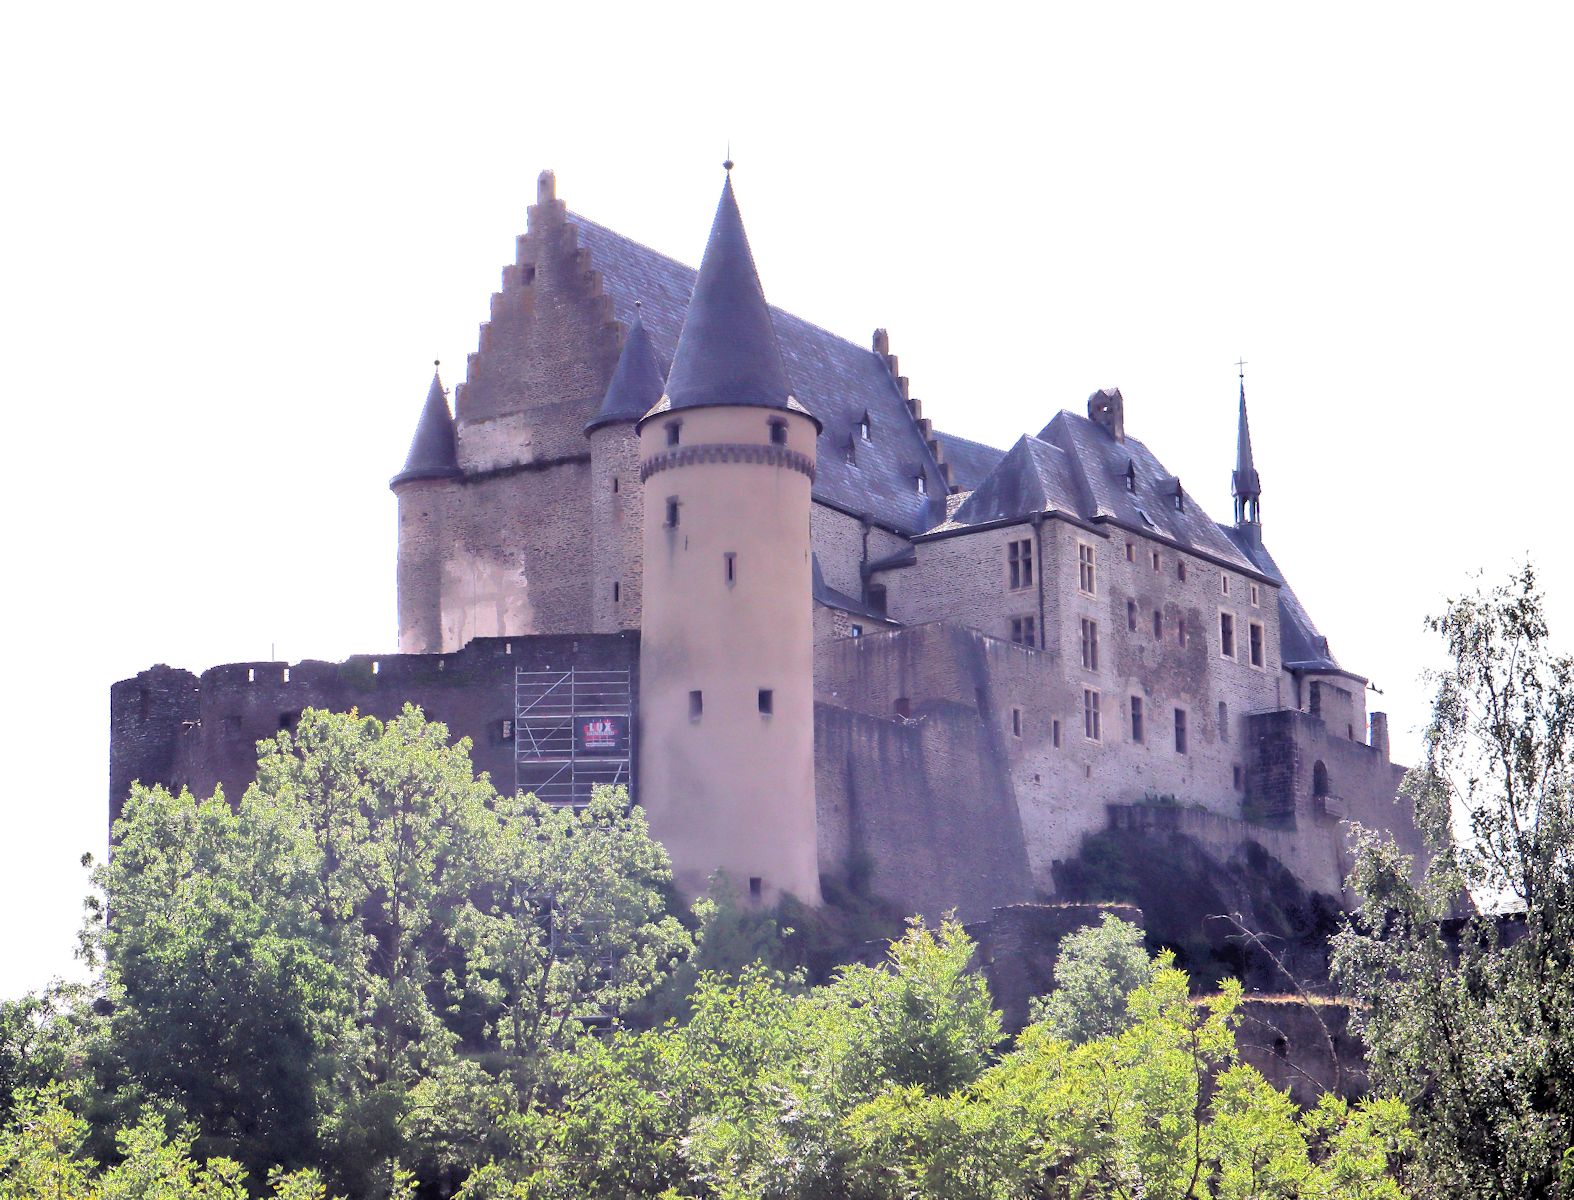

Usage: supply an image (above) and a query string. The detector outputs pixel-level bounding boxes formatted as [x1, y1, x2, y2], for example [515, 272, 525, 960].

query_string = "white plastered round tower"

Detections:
[635, 172, 822, 905]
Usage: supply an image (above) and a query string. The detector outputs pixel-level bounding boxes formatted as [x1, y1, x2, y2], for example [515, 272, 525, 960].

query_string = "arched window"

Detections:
[1313, 760, 1330, 798]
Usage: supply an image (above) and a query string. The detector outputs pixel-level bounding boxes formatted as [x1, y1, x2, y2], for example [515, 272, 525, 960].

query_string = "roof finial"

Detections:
[723, 141, 733, 174]
[1235, 356, 1247, 383]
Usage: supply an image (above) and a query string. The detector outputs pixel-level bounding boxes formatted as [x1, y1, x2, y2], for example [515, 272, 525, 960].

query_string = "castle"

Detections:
[111, 168, 1422, 923]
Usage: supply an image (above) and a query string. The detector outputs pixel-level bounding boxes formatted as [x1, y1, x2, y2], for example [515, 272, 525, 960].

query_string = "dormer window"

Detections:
[1125, 462, 1137, 492]
[916, 474, 927, 496]
[1173, 486, 1185, 513]
[859, 413, 872, 441]
[768, 418, 788, 446]
[845, 439, 857, 465]
[665, 421, 681, 447]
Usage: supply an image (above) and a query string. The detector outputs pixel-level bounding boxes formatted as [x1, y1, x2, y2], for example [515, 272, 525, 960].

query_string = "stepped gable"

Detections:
[585, 308, 666, 434]
[566, 214, 949, 536]
[456, 172, 623, 426]
[1219, 527, 1342, 672]
[933, 430, 1006, 491]
[391, 371, 462, 486]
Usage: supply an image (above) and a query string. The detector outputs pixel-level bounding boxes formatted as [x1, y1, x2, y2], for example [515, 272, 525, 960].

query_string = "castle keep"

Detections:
[112, 168, 1421, 922]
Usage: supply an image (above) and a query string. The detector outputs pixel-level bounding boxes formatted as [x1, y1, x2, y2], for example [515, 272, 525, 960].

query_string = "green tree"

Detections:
[89, 706, 689, 1197]
[1333, 565, 1574, 1199]
[0, 982, 91, 1125]
[1029, 914, 1155, 1044]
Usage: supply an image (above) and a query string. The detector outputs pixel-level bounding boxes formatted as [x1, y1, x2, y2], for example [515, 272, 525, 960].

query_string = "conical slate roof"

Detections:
[391, 370, 462, 488]
[585, 308, 665, 434]
[1231, 381, 1261, 501]
[651, 174, 812, 423]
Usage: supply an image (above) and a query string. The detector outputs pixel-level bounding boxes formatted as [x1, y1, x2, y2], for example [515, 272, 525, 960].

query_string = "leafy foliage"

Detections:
[1333, 565, 1574, 1199]
[1029, 914, 1155, 1043]
[81, 707, 690, 1197]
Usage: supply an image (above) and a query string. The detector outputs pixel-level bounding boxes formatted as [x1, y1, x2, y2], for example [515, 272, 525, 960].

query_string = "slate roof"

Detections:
[934, 431, 1006, 492]
[1233, 382, 1261, 500]
[940, 411, 1259, 573]
[585, 308, 666, 434]
[391, 371, 462, 487]
[567, 215, 950, 535]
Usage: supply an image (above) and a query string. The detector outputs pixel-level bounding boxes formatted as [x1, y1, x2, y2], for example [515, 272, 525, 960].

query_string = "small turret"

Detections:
[588, 309, 664, 631]
[391, 368, 462, 487]
[1088, 388, 1125, 441]
[391, 367, 461, 654]
[1232, 375, 1262, 531]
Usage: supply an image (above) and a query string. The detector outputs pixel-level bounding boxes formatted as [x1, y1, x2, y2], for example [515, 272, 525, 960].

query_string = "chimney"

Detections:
[1370, 712, 1390, 760]
[1088, 388, 1125, 442]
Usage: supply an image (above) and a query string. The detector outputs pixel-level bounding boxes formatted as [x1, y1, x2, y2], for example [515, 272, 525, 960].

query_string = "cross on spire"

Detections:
[1235, 357, 1247, 381]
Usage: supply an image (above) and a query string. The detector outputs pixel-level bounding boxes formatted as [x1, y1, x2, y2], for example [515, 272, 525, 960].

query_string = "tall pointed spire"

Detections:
[657, 172, 801, 417]
[391, 366, 462, 488]
[1231, 370, 1261, 527]
[586, 306, 666, 434]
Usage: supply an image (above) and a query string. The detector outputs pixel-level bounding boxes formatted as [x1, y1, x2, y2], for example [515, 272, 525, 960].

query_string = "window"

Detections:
[613, 581, 621, 603]
[749, 876, 763, 900]
[1218, 701, 1229, 742]
[1174, 489, 1185, 513]
[758, 689, 773, 715]
[1010, 615, 1037, 647]
[894, 697, 912, 718]
[725, 552, 737, 585]
[1052, 719, 1062, 748]
[850, 624, 863, 638]
[1174, 708, 1188, 754]
[1080, 618, 1100, 671]
[845, 440, 857, 465]
[1153, 609, 1163, 639]
[1220, 612, 1236, 659]
[1250, 583, 1260, 607]
[665, 421, 681, 447]
[1220, 573, 1230, 596]
[1233, 764, 1243, 789]
[1011, 707, 1023, 737]
[1078, 543, 1097, 594]
[1008, 538, 1034, 589]
[1127, 599, 1137, 631]
[1126, 541, 1135, 562]
[611, 476, 619, 494]
[1314, 761, 1330, 797]
[500, 718, 514, 742]
[1130, 696, 1145, 743]
[688, 690, 703, 719]
[1125, 461, 1137, 492]
[916, 474, 927, 495]
[1177, 560, 1187, 581]
[768, 418, 787, 445]
[1152, 550, 1161, 571]
[665, 497, 680, 527]
[1177, 616, 1187, 647]
[867, 585, 887, 616]
[1083, 689, 1102, 741]
[1249, 622, 1265, 668]
[860, 413, 872, 441]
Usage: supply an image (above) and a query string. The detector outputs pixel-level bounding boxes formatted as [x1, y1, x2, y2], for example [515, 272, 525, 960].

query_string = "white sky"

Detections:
[2, 3, 1570, 998]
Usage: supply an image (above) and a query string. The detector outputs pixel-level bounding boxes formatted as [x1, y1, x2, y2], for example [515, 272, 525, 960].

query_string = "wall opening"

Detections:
[749, 876, 763, 900]
[894, 697, 912, 719]
[688, 690, 703, 719]
[1313, 760, 1330, 797]
[758, 689, 773, 715]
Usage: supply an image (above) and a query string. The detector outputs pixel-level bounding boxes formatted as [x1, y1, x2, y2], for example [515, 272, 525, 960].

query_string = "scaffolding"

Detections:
[513, 668, 633, 806]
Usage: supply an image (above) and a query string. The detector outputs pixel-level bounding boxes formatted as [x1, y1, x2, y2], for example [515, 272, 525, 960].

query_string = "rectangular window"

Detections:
[1052, 719, 1062, 748]
[850, 624, 863, 638]
[688, 690, 703, 719]
[666, 421, 682, 447]
[613, 581, 621, 603]
[1250, 583, 1260, 607]
[1220, 612, 1236, 659]
[612, 476, 619, 494]
[1080, 618, 1100, 671]
[1152, 550, 1161, 571]
[1078, 543, 1097, 594]
[1008, 538, 1034, 589]
[1174, 708, 1188, 754]
[749, 876, 763, 900]
[1220, 573, 1230, 596]
[1126, 542, 1135, 562]
[1127, 599, 1137, 631]
[1011, 707, 1023, 737]
[725, 552, 737, 584]
[1011, 616, 1037, 647]
[1130, 696, 1145, 743]
[768, 419, 787, 445]
[1083, 689, 1102, 741]
[1177, 560, 1187, 581]
[665, 497, 680, 527]
[758, 689, 773, 715]
[1177, 616, 1187, 647]
[1153, 609, 1163, 639]
[1233, 764, 1243, 789]
[1249, 621, 1264, 668]
[1218, 700, 1230, 742]
[500, 718, 514, 742]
